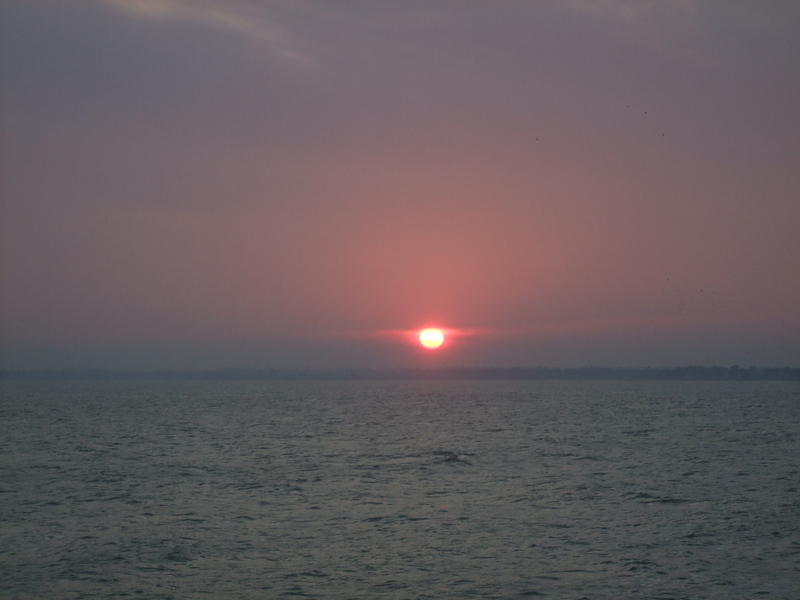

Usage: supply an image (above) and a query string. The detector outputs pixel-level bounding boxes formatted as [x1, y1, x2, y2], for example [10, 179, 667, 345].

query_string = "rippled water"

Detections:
[1, 381, 798, 599]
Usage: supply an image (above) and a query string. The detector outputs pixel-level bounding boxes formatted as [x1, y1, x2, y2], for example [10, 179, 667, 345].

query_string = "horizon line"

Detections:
[2, 365, 799, 382]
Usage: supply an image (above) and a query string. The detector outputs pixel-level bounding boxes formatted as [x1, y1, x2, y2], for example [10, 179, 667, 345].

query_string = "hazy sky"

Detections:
[2, 0, 799, 369]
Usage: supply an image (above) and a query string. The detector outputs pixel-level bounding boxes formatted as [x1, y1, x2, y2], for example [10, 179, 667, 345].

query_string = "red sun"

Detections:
[419, 328, 445, 349]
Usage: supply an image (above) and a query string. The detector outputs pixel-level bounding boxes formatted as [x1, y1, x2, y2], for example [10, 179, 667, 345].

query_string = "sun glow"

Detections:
[419, 328, 445, 349]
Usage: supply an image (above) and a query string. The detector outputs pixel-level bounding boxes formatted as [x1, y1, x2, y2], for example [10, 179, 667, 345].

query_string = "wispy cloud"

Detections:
[95, 0, 314, 64]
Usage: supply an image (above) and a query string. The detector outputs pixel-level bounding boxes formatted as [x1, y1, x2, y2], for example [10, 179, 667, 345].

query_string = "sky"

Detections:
[2, 0, 799, 370]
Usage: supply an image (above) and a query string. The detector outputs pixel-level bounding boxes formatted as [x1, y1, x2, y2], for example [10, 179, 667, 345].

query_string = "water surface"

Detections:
[1, 381, 798, 598]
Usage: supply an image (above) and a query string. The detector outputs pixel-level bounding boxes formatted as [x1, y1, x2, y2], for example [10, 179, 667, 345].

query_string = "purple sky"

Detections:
[2, 0, 799, 369]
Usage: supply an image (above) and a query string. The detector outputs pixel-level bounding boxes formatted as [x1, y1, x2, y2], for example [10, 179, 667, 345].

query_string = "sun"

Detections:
[419, 328, 444, 349]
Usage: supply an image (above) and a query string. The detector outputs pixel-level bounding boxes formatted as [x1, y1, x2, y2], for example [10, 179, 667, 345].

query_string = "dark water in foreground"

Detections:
[1, 381, 798, 599]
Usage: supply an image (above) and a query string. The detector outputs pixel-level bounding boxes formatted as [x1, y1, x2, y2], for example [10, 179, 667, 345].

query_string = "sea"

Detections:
[1, 380, 798, 599]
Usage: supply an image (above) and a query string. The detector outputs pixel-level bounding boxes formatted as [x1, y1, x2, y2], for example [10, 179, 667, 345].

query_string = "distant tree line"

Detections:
[1, 365, 799, 381]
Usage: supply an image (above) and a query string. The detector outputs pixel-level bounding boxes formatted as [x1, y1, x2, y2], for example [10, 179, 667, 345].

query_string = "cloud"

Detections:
[94, 0, 314, 64]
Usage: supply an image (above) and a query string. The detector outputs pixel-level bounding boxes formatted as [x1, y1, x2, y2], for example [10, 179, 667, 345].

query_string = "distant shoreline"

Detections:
[2, 366, 799, 382]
